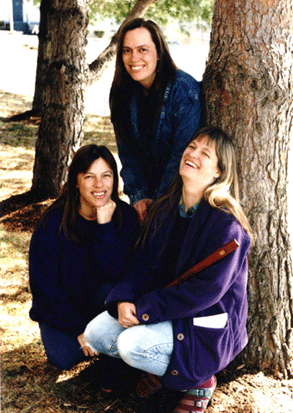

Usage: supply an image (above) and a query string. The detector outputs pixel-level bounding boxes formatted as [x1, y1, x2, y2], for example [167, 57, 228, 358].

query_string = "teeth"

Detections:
[131, 66, 143, 71]
[186, 161, 196, 168]
[93, 192, 105, 196]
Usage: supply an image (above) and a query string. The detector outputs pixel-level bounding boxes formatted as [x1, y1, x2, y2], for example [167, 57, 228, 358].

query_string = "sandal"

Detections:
[136, 373, 163, 398]
[173, 375, 217, 413]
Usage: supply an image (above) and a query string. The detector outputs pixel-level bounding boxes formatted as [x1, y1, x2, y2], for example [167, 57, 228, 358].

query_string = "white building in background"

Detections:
[0, 0, 40, 33]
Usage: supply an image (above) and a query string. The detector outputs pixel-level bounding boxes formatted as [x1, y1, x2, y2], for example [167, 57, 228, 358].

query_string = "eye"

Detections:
[122, 48, 131, 54]
[139, 47, 148, 53]
[203, 152, 211, 158]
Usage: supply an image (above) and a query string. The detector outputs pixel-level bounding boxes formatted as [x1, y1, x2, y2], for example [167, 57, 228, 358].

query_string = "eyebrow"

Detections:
[190, 140, 213, 153]
[123, 44, 149, 49]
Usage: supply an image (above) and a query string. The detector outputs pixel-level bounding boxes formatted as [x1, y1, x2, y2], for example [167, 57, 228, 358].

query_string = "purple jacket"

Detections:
[106, 200, 251, 391]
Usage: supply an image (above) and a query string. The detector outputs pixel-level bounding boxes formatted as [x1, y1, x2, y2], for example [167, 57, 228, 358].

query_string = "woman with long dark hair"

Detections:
[84, 127, 254, 412]
[110, 18, 202, 221]
[29, 144, 139, 372]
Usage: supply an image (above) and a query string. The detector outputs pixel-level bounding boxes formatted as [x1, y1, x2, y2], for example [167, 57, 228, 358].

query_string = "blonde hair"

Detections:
[199, 129, 254, 243]
[140, 126, 255, 245]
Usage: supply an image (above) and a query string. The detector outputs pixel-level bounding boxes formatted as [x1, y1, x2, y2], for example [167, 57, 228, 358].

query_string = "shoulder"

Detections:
[172, 70, 201, 92]
[166, 70, 201, 105]
[118, 199, 139, 221]
[34, 205, 63, 238]
[203, 203, 251, 247]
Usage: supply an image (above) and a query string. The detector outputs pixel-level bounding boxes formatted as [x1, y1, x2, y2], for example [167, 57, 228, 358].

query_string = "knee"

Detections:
[45, 348, 77, 371]
[117, 329, 138, 363]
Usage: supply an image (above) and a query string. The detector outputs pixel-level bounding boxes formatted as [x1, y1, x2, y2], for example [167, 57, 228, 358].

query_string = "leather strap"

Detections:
[166, 239, 239, 288]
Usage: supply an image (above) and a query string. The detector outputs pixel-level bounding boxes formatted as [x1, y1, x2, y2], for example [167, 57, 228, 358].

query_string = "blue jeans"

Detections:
[40, 283, 114, 370]
[84, 311, 174, 377]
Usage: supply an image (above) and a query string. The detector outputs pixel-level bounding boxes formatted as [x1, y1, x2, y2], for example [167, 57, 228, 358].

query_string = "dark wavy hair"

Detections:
[110, 18, 177, 144]
[39, 144, 122, 243]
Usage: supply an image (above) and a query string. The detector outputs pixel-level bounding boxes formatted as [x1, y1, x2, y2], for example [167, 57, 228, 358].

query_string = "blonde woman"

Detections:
[84, 127, 253, 412]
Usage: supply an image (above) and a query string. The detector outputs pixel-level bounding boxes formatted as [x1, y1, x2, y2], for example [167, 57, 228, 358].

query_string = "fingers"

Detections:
[81, 343, 98, 357]
[96, 199, 116, 224]
[78, 333, 99, 357]
[117, 302, 140, 328]
[133, 199, 152, 222]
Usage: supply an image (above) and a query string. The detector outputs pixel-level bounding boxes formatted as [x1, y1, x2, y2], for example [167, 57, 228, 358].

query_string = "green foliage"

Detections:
[32, 0, 213, 26]
[88, 0, 214, 25]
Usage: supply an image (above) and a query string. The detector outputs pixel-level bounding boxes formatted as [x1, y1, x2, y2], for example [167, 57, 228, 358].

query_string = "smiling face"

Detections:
[179, 136, 221, 194]
[122, 27, 159, 89]
[77, 158, 114, 219]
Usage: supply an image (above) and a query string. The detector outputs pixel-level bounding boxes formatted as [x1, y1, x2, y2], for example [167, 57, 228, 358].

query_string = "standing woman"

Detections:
[84, 127, 254, 412]
[110, 18, 202, 221]
[29, 144, 139, 371]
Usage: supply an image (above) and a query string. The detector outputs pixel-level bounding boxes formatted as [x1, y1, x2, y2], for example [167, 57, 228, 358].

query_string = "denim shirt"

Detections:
[116, 70, 202, 204]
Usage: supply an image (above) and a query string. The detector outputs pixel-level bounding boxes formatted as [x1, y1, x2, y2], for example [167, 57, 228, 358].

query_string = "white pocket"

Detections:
[193, 312, 228, 328]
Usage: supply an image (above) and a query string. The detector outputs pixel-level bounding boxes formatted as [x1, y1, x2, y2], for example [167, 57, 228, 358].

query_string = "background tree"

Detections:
[30, 0, 213, 111]
[203, 0, 293, 377]
[29, 0, 88, 199]
[30, 0, 213, 199]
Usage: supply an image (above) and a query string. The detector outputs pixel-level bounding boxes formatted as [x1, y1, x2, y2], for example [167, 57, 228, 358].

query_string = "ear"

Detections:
[214, 169, 221, 179]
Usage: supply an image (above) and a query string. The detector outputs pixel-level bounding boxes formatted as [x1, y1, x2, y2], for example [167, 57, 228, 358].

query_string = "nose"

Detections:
[130, 50, 140, 61]
[190, 148, 199, 158]
[94, 177, 103, 187]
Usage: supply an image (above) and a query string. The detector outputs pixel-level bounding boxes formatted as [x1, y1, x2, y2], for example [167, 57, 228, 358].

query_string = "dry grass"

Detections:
[1, 91, 293, 413]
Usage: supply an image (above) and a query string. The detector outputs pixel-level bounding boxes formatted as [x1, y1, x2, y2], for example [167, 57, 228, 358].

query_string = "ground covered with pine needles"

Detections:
[1, 91, 293, 413]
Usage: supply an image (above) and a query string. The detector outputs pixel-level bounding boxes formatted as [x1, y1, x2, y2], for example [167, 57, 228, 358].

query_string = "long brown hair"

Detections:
[110, 18, 177, 144]
[139, 126, 255, 246]
[39, 145, 122, 243]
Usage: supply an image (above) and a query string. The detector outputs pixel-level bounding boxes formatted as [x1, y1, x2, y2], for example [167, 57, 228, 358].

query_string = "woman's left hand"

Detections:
[118, 302, 140, 328]
[78, 333, 98, 357]
[96, 199, 116, 224]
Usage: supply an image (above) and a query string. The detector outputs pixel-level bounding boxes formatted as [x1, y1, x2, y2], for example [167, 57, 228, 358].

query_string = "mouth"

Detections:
[129, 65, 144, 72]
[185, 160, 197, 169]
[92, 191, 106, 199]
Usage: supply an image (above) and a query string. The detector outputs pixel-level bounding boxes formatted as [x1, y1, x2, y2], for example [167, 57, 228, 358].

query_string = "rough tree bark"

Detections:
[30, 0, 156, 199]
[31, 0, 89, 198]
[203, 0, 293, 377]
[31, 0, 156, 114]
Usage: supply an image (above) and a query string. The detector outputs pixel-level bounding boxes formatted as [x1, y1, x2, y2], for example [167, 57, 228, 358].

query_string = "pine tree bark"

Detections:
[31, 0, 88, 198]
[203, 0, 293, 377]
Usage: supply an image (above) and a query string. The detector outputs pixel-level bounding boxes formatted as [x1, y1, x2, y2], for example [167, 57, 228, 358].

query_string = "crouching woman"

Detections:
[84, 127, 254, 413]
[29, 144, 139, 371]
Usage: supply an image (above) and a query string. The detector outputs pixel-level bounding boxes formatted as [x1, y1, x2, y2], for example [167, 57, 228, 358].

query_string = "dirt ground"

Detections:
[1, 31, 293, 413]
[1, 90, 293, 413]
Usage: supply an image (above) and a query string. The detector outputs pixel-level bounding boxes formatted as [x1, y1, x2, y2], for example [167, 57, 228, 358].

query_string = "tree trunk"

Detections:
[203, 0, 293, 378]
[32, 0, 50, 113]
[31, 0, 88, 199]
[32, 0, 156, 112]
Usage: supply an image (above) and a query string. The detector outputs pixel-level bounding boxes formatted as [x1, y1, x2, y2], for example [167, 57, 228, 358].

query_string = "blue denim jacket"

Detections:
[116, 70, 202, 204]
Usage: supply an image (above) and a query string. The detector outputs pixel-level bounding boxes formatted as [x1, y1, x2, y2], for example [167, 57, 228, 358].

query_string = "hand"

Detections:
[117, 302, 140, 328]
[133, 198, 152, 222]
[77, 333, 98, 357]
[96, 199, 116, 224]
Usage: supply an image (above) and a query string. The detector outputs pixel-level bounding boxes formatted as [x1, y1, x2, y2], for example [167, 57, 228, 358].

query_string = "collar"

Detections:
[179, 196, 199, 218]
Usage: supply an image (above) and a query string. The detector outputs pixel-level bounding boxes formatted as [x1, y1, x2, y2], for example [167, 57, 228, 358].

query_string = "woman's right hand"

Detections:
[96, 199, 116, 224]
[118, 302, 140, 328]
